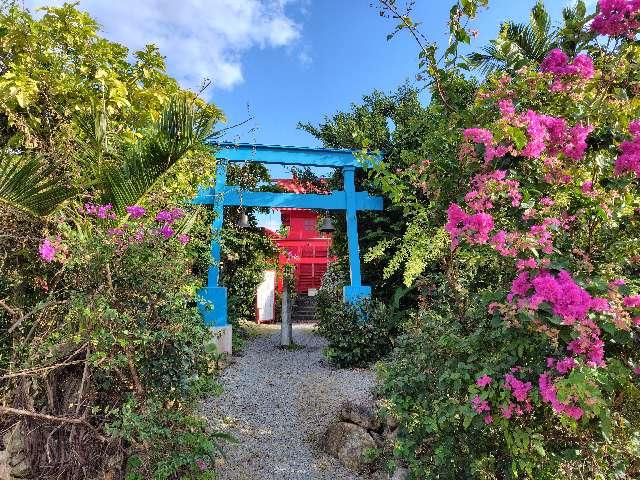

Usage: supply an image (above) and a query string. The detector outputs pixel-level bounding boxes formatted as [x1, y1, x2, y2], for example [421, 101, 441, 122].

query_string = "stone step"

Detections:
[292, 294, 318, 323]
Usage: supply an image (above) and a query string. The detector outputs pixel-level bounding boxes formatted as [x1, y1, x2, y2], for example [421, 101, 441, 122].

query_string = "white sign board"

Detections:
[256, 270, 276, 323]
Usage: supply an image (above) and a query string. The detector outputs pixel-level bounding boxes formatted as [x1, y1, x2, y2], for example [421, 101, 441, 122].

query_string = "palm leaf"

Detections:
[467, 48, 508, 76]
[100, 96, 216, 212]
[469, 2, 558, 75]
[0, 154, 74, 216]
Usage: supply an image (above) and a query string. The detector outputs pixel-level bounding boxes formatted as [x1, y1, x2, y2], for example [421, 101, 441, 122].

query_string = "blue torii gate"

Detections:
[193, 142, 383, 332]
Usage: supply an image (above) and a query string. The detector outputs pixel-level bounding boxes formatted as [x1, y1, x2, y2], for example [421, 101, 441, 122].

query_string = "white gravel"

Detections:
[202, 323, 378, 480]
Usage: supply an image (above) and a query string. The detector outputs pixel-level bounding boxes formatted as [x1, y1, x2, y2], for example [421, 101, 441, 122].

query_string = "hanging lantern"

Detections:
[319, 215, 335, 234]
[237, 211, 250, 229]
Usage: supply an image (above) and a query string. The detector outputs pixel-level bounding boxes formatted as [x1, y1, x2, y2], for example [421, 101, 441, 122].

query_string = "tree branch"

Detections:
[0, 406, 108, 443]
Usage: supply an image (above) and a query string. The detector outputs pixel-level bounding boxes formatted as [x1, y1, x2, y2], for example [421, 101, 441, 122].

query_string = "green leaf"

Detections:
[506, 126, 528, 150]
[463, 415, 472, 429]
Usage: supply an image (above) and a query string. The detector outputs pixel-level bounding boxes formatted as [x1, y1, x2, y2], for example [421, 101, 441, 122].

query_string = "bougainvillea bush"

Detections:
[376, 2, 640, 478]
[0, 5, 233, 478]
[5, 203, 227, 479]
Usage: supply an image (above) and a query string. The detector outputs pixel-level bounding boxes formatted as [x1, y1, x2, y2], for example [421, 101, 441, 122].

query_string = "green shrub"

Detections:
[315, 262, 405, 367]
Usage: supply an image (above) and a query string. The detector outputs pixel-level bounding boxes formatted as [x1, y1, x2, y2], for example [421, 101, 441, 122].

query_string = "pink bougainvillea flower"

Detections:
[581, 180, 593, 193]
[170, 207, 185, 220]
[540, 50, 595, 80]
[571, 54, 595, 79]
[97, 204, 114, 219]
[39, 238, 57, 262]
[476, 375, 493, 388]
[464, 128, 493, 145]
[540, 49, 569, 74]
[504, 373, 532, 402]
[615, 120, 640, 177]
[531, 270, 593, 323]
[484, 415, 494, 424]
[178, 234, 190, 245]
[539, 371, 585, 419]
[156, 210, 173, 222]
[541, 48, 597, 83]
[516, 258, 537, 270]
[107, 228, 124, 237]
[195, 459, 207, 471]
[513, 109, 592, 162]
[500, 402, 516, 419]
[84, 203, 116, 219]
[591, 0, 640, 38]
[471, 395, 491, 414]
[564, 124, 594, 160]
[555, 356, 577, 374]
[159, 224, 174, 238]
[84, 203, 97, 215]
[567, 320, 606, 367]
[540, 196, 555, 207]
[498, 99, 515, 118]
[609, 278, 626, 288]
[564, 405, 584, 420]
[624, 295, 640, 308]
[508, 271, 531, 302]
[126, 205, 146, 219]
[133, 229, 145, 243]
[590, 297, 610, 312]
[629, 119, 640, 136]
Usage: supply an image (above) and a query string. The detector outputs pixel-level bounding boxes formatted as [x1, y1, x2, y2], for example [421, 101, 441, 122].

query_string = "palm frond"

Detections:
[469, 1, 558, 75]
[100, 96, 216, 212]
[0, 154, 74, 216]
[467, 48, 507, 76]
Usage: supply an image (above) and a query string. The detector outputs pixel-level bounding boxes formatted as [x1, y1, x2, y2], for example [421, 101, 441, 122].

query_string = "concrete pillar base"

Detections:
[210, 325, 232, 355]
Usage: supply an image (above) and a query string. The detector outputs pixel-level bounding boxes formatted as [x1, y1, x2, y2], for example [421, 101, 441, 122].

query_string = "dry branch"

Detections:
[0, 406, 108, 443]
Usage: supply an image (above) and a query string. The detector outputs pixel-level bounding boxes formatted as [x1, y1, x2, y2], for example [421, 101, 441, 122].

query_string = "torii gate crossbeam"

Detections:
[192, 143, 383, 351]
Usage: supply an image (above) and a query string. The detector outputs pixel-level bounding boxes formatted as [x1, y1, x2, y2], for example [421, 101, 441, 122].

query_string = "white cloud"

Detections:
[297, 46, 313, 68]
[23, 0, 303, 90]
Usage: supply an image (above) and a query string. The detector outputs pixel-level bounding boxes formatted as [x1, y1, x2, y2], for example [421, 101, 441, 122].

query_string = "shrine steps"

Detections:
[292, 294, 317, 323]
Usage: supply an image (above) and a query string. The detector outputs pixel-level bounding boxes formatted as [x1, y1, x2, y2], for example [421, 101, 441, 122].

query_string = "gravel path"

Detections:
[202, 323, 377, 480]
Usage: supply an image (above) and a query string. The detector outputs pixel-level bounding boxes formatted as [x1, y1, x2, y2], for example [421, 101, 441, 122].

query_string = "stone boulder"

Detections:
[1, 424, 31, 480]
[391, 466, 409, 480]
[338, 401, 381, 431]
[0, 450, 10, 480]
[320, 421, 377, 472]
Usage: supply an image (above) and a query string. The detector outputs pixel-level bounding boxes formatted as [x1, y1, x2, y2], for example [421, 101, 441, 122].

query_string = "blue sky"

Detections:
[214, 1, 577, 147]
[25, 0, 591, 228]
[25, 0, 584, 149]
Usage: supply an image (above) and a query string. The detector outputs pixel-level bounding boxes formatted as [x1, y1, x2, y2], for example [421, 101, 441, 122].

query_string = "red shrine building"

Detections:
[255, 176, 334, 322]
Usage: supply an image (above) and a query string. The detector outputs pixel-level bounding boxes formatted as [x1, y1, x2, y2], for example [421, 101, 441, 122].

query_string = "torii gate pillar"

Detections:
[342, 165, 371, 303]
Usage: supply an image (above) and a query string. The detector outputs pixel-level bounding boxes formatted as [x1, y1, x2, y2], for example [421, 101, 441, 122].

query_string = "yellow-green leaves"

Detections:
[2, 71, 39, 108]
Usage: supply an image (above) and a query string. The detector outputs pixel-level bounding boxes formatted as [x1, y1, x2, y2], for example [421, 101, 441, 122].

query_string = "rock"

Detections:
[338, 401, 381, 431]
[370, 431, 385, 449]
[383, 424, 399, 443]
[2, 424, 30, 479]
[0, 450, 11, 480]
[320, 421, 377, 472]
[9, 456, 30, 479]
[384, 413, 399, 430]
[390, 466, 409, 480]
[2, 427, 22, 457]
